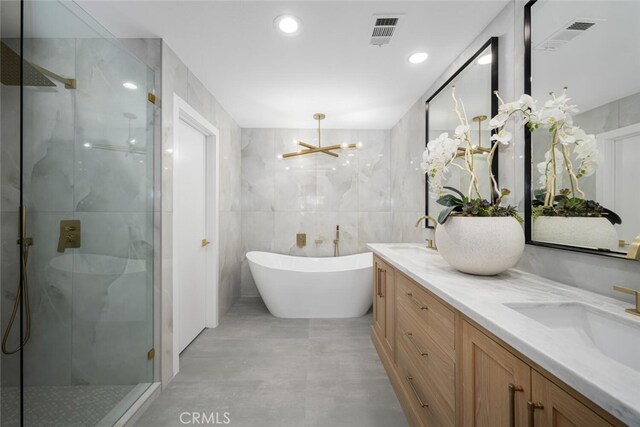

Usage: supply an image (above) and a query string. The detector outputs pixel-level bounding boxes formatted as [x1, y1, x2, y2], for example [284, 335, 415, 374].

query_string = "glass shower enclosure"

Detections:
[1, 1, 156, 425]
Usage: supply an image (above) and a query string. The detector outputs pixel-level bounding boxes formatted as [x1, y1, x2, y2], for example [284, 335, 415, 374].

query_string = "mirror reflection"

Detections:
[426, 40, 497, 222]
[529, 0, 640, 254]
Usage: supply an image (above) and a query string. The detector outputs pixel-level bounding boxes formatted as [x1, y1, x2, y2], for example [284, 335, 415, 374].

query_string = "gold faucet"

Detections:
[627, 234, 640, 261]
[415, 215, 438, 250]
[613, 285, 640, 317]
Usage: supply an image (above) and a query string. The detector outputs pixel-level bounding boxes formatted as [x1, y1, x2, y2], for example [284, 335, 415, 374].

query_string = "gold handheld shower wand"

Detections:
[2, 207, 33, 355]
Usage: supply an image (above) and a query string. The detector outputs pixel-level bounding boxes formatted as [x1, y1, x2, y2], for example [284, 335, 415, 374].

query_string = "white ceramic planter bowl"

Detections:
[435, 216, 525, 276]
[532, 216, 618, 250]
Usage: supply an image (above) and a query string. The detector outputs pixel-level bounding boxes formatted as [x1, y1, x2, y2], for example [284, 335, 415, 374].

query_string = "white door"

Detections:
[175, 118, 209, 353]
[596, 124, 640, 245]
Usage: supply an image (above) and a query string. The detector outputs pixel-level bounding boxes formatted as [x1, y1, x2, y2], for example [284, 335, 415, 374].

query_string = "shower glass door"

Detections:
[1, 1, 156, 425]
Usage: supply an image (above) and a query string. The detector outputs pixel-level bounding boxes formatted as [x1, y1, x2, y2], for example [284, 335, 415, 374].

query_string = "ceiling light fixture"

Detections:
[122, 81, 138, 90]
[279, 113, 357, 159]
[274, 15, 302, 36]
[408, 52, 428, 64]
[477, 53, 492, 65]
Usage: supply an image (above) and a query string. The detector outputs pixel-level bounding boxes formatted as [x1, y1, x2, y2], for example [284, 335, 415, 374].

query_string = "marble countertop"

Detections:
[367, 243, 640, 426]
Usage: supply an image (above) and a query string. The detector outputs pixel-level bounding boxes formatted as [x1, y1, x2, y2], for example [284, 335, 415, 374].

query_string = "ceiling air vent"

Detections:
[370, 14, 402, 46]
[534, 18, 603, 52]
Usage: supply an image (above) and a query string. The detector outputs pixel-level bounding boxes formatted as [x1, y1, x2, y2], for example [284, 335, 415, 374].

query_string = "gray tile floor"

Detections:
[136, 298, 408, 427]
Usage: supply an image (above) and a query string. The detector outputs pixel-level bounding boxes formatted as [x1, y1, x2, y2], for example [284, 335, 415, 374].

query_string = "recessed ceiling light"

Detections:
[408, 52, 428, 64]
[477, 53, 492, 65]
[274, 15, 302, 36]
[83, 142, 91, 148]
[122, 81, 138, 90]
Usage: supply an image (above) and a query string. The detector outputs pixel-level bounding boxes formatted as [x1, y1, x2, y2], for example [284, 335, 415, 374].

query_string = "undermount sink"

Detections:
[506, 302, 640, 372]
[388, 245, 429, 257]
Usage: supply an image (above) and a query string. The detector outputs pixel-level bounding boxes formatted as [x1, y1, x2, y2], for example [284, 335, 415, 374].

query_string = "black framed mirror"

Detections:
[424, 37, 499, 227]
[524, 0, 640, 259]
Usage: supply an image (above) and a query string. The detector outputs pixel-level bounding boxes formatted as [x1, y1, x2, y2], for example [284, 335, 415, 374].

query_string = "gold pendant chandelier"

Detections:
[279, 113, 357, 159]
[455, 114, 492, 158]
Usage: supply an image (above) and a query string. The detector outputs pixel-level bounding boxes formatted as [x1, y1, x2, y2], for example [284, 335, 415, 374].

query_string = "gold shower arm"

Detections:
[29, 62, 76, 89]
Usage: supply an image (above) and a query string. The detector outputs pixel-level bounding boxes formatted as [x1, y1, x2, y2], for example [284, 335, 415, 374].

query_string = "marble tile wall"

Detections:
[390, 0, 640, 300]
[160, 43, 242, 387]
[1, 37, 160, 388]
[241, 129, 393, 297]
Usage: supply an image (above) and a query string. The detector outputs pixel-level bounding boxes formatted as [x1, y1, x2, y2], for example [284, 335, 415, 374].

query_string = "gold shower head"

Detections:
[1, 41, 75, 89]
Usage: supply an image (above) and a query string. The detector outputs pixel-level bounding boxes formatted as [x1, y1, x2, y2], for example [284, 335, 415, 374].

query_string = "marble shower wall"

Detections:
[241, 128, 394, 297]
[1, 37, 159, 388]
[160, 43, 242, 386]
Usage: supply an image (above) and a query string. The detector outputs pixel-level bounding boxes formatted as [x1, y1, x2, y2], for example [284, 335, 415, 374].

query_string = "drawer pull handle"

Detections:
[376, 269, 382, 297]
[405, 332, 428, 356]
[406, 292, 428, 310]
[527, 401, 544, 427]
[406, 375, 429, 408]
[508, 383, 524, 427]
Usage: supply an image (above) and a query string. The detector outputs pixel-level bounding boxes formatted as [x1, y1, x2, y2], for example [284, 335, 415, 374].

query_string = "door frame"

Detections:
[595, 122, 640, 210]
[172, 94, 219, 375]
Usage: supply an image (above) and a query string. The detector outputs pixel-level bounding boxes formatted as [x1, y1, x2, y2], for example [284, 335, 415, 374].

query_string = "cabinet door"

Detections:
[372, 257, 386, 342]
[461, 321, 531, 427]
[530, 370, 612, 427]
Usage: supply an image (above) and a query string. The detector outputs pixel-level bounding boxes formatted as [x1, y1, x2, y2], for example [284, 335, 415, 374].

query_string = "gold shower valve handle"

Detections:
[201, 239, 211, 247]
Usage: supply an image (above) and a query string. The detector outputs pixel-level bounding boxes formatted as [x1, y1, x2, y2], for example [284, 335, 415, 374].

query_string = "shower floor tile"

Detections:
[137, 298, 408, 427]
[1, 384, 135, 427]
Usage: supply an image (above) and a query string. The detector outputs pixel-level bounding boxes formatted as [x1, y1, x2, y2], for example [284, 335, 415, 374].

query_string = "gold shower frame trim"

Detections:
[280, 113, 357, 159]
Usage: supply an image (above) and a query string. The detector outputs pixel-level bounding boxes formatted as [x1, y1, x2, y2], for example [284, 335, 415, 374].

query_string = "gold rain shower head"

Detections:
[280, 113, 357, 159]
[1, 41, 76, 89]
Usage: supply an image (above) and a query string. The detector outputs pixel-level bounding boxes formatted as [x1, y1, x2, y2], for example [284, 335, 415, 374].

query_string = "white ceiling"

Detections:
[77, 1, 509, 129]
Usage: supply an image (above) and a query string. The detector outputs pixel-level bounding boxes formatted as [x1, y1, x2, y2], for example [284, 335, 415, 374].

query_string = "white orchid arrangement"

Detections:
[421, 86, 616, 225]
[497, 87, 618, 224]
[515, 88, 598, 206]
[421, 86, 520, 223]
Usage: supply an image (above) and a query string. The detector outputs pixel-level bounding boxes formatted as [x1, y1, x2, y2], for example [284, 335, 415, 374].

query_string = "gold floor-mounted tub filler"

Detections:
[279, 113, 358, 159]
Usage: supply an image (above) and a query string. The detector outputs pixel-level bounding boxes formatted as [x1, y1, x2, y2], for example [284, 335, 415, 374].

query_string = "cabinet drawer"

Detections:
[397, 340, 455, 427]
[397, 308, 455, 412]
[396, 273, 455, 357]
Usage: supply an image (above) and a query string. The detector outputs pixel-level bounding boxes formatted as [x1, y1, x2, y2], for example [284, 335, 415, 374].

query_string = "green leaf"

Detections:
[438, 206, 457, 224]
[436, 194, 463, 207]
[533, 189, 546, 203]
[601, 207, 622, 225]
[443, 186, 465, 199]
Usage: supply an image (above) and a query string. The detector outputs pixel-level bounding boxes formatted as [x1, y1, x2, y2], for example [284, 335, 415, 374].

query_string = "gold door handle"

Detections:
[527, 401, 544, 427]
[509, 383, 524, 427]
[406, 376, 428, 408]
[405, 332, 428, 357]
[201, 239, 211, 247]
[406, 292, 428, 310]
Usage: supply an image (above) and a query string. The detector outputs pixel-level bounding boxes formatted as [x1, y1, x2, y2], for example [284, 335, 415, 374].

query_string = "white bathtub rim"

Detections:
[246, 251, 372, 273]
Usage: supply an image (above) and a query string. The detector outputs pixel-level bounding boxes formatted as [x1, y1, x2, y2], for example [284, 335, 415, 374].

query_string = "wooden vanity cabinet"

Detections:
[370, 259, 622, 427]
[373, 255, 395, 358]
[530, 370, 612, 427]
[461, 320, 530, 426]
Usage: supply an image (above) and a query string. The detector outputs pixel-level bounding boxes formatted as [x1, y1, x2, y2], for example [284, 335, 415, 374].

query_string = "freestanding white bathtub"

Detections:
[246, 251, 373, 318]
